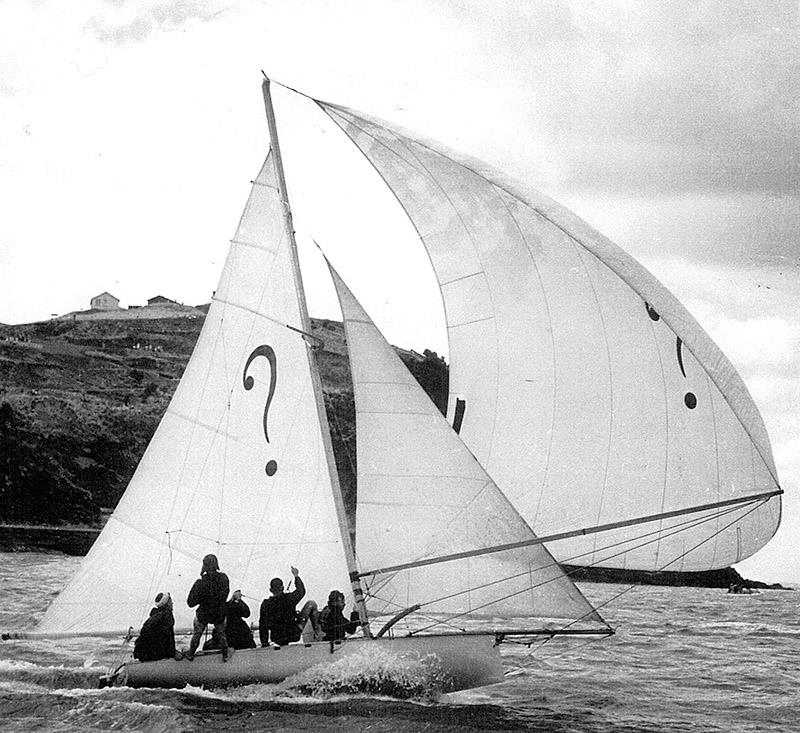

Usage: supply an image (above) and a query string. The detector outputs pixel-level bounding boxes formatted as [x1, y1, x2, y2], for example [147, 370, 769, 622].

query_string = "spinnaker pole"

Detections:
[358, 489, 782, 578]
[260, 76, 372, 637]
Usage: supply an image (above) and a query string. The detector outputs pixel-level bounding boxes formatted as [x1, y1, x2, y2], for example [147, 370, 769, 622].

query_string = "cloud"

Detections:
[437, 0, 800, 196]
[560, 192, 800, 273]
[711, 317, 799, 369]
[85, 0, 228, 45]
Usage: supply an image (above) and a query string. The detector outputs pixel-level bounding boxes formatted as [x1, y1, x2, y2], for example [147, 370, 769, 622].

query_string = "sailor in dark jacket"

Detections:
[319, 590, 361, 642]
[133, 591, 176, 662]
[186, 553, 230, 661]
[259, 566, 319, 646]
[225, 590, 256, 649]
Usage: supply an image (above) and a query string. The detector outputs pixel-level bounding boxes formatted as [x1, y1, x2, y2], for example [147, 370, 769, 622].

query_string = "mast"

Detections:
[261, 78, 372, 637]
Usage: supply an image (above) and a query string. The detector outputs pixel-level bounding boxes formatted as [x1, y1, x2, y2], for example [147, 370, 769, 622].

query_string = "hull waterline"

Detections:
[112, 634, 503, 692]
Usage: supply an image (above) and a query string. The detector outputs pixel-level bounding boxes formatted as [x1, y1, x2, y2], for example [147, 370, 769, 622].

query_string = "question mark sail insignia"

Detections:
[243, 345, 278, 476]
[675, 337, 697, 410]
[645, 301, 697, 411]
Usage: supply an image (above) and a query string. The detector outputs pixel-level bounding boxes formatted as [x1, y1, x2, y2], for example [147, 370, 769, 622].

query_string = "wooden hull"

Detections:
[114, 634, 503, 692]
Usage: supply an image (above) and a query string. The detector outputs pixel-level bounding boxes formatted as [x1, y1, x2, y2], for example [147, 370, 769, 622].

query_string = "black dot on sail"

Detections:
[645, 302, 660, 321]
[265, 460, 278, 476]
[684, 392, 697, 409]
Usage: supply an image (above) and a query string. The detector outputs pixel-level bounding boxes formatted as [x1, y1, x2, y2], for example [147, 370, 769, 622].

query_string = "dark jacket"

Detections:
[259, 576, 305, 646]
[319, 605, 360, 641]
[187, 570, 230, 625]
[133, 606, 176, 662]
[226, 598, 255, 649]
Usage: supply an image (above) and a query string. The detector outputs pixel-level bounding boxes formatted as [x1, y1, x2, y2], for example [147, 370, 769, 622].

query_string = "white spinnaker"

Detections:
[329, 264, 603, 629]
[320, 104, 781, 572]
[38, 153, 352, 634]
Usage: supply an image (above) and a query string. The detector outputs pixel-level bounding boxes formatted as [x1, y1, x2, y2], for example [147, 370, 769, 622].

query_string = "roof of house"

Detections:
[147, 295, 177, 305]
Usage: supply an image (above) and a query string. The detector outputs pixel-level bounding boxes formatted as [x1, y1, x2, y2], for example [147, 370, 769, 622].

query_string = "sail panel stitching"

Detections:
[439, 271, 485, 287]
[446, 315, 495, 329]
[230, 238, 279, 255]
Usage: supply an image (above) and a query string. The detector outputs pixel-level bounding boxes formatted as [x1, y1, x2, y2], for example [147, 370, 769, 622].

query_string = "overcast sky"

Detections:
[1, 1, 797, 582]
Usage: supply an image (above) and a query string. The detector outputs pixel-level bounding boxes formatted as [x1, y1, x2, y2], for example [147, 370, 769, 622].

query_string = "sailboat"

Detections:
[3, 77, 781, 691]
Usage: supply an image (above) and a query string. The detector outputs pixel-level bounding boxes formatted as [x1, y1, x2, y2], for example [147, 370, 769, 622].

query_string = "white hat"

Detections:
[154, 592, 171, 608]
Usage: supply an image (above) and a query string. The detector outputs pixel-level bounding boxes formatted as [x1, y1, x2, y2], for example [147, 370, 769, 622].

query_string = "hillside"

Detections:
[0, 315, 446, 528]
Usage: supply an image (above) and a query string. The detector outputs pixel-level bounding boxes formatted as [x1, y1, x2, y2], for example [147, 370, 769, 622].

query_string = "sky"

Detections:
[1, 1, 798, 582]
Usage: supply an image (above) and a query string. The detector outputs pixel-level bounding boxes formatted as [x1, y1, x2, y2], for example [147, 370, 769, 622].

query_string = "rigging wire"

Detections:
[401, 498, 761, 628]
[506, 500, 768, 672]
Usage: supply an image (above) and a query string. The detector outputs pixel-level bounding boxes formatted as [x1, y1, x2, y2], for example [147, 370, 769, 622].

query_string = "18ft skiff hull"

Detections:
[114, 634, 503, 691]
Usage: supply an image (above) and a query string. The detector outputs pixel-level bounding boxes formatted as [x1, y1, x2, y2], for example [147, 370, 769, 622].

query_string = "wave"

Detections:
[277, 645, 450, 699]
[0, 659, 104, 690]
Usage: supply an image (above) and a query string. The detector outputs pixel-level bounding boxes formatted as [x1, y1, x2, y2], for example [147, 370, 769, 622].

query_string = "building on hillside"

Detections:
[90, 292, 121, 310]
[147, 295, 178, 306]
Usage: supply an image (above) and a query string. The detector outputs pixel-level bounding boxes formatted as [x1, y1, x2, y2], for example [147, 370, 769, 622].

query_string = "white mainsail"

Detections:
[38, 152, 352, 634]
[319, 103, 781, 573]
[328, 263, 604, 631]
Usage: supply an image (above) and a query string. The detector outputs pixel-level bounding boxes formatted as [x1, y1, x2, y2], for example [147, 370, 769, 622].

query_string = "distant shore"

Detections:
[0, 524, 99, 555]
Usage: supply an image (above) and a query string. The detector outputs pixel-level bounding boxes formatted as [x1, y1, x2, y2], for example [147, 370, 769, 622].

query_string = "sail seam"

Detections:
[446, 315, 495, 329]
[163, 406, 244, 444]
[440, 271, 484, 287]
[251, 179, 279, 191]
[325, 108, 431, 175]
[230, 238, 279, 255]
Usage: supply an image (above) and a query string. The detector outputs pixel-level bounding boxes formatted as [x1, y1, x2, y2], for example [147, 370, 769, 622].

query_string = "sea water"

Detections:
[0, 552, 797, 732]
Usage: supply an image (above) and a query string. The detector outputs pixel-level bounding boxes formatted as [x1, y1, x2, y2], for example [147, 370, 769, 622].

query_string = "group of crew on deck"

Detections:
[134, 554, 361, 664]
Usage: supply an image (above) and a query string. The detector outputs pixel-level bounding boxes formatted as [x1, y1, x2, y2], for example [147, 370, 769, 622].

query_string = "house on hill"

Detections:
[147, 295, 178, 306]
[90, 292, 121, 311]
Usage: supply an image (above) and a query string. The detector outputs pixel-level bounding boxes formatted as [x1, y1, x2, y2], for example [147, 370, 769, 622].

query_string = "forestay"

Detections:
[329, 264, 604, 632]
[319, 103, 781, 573]
[38, 152, 352, 635]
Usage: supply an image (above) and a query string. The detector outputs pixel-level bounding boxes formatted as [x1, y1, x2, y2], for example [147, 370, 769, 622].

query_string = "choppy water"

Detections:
[0, 552, 797, 732]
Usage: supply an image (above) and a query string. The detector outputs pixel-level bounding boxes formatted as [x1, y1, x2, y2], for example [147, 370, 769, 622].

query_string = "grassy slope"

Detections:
[0, 315, 446, 529]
